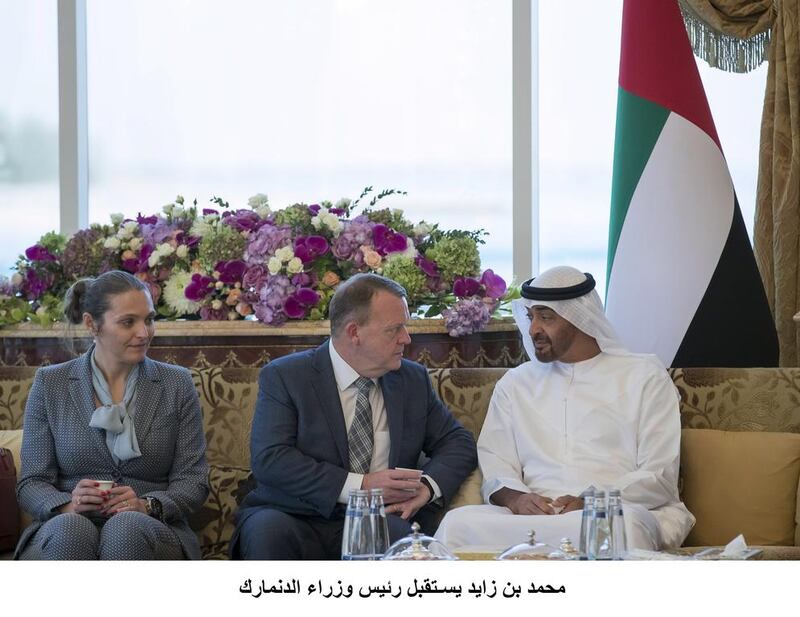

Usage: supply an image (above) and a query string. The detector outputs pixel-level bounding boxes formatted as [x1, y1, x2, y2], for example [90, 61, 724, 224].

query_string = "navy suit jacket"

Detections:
[236, 341, 477, 526]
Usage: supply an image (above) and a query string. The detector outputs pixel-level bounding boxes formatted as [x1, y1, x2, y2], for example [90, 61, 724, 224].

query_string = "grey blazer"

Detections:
[14, 350, 209, 559]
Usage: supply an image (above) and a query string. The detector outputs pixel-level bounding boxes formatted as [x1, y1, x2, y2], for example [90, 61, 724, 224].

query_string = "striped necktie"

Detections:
[348, 376, 374, 473]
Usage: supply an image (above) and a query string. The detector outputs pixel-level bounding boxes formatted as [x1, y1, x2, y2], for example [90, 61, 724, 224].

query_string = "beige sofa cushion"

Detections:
[680, 428, 800, 547]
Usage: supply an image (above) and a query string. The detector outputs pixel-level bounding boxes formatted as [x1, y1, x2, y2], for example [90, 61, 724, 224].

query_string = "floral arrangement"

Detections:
[0, 188, 519, 336]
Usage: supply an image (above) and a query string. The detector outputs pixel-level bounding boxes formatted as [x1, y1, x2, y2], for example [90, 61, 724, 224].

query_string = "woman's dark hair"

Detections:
[328, 273, 407, 337]
[64, 270, 151, 326]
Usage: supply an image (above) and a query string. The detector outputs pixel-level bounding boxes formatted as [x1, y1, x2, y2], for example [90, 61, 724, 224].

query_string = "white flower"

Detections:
[129, 237, 143, 251]
[286, 257, 304, 274]
[215, 281, 224, 290]
[104, 237, 121, 249]
[413, 222, 433, 237]
[163, 270, 202, 316]
[399, 236, 419, 259]
[118, 221, 139, 239]
[312, 209, 342, 235]
[227, 310, 238, 321]
[211, 299, 223, 311]
[156, 242, 175, 257]
[275, 246, 295, 263]
[334, 198, 351, 210]
[175, 244, 188, 259]
[162, 203, 174, 216]
[248, 193, 269, 208]
[110, 213, 125, 225]
[189, 218, 214, 238]
[267, 257, 282, 275]
[173, 205, 186, 218]
[255, 205, 271, 219]
[11, 273, 23, 287]
[148, 253, 161, 268]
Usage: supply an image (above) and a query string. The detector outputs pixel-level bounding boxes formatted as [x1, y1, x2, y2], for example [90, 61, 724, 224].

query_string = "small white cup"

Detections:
[90, 480, 114, 492]
[395, 467, 423, 492]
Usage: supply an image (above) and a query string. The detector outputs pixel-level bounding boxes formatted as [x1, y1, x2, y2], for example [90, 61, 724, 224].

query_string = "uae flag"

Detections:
[605, 0, 778, 368]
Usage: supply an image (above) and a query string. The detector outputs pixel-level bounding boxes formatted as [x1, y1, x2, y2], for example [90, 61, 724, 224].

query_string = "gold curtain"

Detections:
[754, 2, 800, 366]
[681, 0, 775, 72]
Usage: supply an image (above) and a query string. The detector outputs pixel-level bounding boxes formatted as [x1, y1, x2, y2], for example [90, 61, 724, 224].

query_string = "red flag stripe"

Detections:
[618, 0, 721, 149]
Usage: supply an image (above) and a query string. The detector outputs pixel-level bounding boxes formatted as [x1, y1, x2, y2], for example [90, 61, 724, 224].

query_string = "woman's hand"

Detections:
[59, 479, 110, 515]
[101, 485, 147, 515]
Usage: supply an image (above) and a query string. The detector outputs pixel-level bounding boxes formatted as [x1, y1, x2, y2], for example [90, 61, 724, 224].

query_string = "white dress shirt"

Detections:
[329, 341, 441, 504]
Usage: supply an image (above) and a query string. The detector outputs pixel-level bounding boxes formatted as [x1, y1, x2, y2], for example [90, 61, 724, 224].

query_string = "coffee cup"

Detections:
[90, 480, 114, 492]
[395, 467, 423, 491]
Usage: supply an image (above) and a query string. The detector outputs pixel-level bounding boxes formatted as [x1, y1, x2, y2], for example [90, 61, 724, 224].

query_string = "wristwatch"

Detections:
[143, 496, 163, 522]
[420, 476, 435, 503]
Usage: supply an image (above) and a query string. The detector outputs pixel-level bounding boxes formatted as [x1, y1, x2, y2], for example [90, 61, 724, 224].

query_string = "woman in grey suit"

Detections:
[15, 270, 209, 559]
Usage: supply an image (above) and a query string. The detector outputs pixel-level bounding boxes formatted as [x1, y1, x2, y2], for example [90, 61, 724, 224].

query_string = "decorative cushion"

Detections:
[0, 429, 32, 531]
[190, 464, 253, 559]
[0, 370, 35, 431]
[449, 468, 483, 509]
[680, 428, 800, 547]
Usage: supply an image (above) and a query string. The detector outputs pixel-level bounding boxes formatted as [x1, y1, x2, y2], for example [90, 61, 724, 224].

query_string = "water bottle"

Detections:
[578, 487, 595, 560]
[608, 488, 627, 560]
[588, 490, 612, 560]
[369, 488, 390, 559]
[341, 489, 371, 560]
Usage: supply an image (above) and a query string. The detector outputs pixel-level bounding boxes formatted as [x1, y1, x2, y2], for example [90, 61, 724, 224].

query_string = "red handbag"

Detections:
[0, 448, 19, 552]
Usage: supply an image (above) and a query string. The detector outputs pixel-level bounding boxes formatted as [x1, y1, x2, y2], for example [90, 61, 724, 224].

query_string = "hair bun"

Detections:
[63, 277, 94, 324]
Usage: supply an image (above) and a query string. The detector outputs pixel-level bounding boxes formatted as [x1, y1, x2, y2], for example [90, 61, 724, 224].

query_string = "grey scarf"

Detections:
[88, 351, 142, 463]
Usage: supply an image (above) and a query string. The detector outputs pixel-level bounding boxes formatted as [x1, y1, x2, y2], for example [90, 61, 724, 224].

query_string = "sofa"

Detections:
[2, 364, 800, 559]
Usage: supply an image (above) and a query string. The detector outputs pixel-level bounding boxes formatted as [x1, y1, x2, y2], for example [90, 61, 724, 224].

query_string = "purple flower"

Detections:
[253, 274, 294, 325]
[200, 306, 227, 321]
[242, 264, 268, 302]
[294, 287, 320, 306]
[23, 269, 53, 300]
[291, 272, 312, 287]
[372, 224, 408, 255]
[283, 295, 306, 319]
[244, 223, 293, 265]
[332, 216, 374, 261]
[24, 245, 57, 262]
[184, 273, 215, 302]
[215, 260, 247, 284]
[139, 244, 154, 267]
[442, 298, 491, 337]
[480, 269, 507, 299]
[453, 276, 481, 298]
[415, 255, 439, 278]
[203, 208, 219, 216]
[223, 209, 268, 233]
[139, 217, 184, 247]
[308, 204, 321, 215]
[184, 235, 201, 249]
[329, 207, 346, 216]
[294, 235, 330, 264]
[136, 213, 158, 226]
[283, 287, 320, 320]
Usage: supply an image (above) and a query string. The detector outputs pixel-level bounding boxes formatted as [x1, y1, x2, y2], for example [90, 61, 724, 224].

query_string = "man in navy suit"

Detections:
[232, 273, 477, 559]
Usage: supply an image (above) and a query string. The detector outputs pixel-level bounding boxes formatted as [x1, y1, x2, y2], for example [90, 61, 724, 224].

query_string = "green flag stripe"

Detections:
[606, 87, 670, 286]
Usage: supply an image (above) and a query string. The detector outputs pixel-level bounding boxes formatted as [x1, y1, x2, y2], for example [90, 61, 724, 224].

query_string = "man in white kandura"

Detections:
[434, 265, 695, 552]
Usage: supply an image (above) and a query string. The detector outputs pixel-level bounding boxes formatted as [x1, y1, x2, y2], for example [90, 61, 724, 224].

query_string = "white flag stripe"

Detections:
[606, 112, 734, 364]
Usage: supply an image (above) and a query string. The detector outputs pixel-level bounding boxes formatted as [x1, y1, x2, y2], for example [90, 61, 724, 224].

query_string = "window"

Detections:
[0, 0, 59, 274]
[86, 0, 513, 281]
